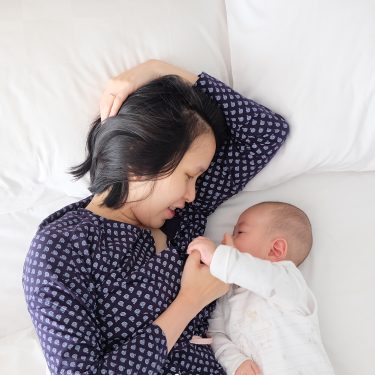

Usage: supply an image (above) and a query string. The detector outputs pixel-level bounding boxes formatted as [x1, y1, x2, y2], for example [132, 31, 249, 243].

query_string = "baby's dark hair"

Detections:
[253, 201, 313, 265]
[70, 75, 228, 208]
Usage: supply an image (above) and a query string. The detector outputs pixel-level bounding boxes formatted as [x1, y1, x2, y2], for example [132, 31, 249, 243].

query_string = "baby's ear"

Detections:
[268, 238, 287, 261]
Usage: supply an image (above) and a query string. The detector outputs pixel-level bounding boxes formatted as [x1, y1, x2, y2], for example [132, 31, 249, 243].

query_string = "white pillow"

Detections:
[225, 0, 375, 190]
[0, 0, 230, 213]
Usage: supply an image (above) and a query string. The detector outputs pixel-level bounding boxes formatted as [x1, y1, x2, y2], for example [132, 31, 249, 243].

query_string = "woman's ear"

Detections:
[268, 238, 288, 261]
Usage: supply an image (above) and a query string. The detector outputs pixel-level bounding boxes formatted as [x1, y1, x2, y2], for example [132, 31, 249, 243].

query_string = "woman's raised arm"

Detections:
[189, 72, 289, 216]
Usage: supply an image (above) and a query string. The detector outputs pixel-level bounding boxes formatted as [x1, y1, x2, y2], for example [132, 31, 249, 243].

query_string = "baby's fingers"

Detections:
[221, 233, 234, 246]
[187, 242, 200, 255]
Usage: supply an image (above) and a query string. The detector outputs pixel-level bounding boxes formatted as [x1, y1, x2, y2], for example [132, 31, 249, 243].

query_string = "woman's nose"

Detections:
[184, 182, 196, 203]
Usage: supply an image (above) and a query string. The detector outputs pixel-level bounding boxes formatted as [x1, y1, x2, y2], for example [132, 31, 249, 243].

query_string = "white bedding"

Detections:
[1, 1, 374, 374]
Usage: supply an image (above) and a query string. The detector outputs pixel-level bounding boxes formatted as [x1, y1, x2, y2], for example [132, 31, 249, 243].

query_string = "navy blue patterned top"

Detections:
[23, 73, 289, 375]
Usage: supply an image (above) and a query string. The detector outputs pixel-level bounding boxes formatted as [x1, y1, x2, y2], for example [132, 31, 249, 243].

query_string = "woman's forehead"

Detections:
[181, 133, 216, 167]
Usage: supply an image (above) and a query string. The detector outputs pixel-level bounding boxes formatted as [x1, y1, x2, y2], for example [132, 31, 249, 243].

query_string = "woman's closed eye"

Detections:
[186, 171, 204, 181]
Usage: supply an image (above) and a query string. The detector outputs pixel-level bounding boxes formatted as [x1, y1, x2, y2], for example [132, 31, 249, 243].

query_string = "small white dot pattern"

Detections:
[23, 72, 289, 374]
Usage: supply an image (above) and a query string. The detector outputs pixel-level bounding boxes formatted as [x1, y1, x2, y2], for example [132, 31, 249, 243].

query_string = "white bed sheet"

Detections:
[1, 172, 374, 375]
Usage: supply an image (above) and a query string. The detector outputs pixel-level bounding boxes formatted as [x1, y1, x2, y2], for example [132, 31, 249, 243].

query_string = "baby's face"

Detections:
[231, 206, 273, 260]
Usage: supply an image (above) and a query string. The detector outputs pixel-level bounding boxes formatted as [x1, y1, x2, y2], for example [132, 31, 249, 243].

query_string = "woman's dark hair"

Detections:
[70, 75, 228, 208]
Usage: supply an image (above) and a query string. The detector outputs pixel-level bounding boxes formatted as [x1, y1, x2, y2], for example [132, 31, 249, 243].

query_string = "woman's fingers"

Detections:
[100, 93, 126, 121]
[185, 249, 202, 266]
[108, 94, 126, 118]
[100, 94, 115, 121]
[100, 92, 128, 121]
[99, 60, 159, 121]
[100, 80, 133, 120]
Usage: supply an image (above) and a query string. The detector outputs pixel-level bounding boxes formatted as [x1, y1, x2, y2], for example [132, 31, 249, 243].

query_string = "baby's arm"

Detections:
[210, 244, 306, 308]
[188, 235, 304, 304]
[211, 244, 284, 298]
[187, 235, 278, 298]
[208, 298, 259, 375]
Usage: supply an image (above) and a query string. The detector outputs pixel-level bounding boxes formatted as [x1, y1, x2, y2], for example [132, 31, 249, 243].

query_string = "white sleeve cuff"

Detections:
[210, 244, 234, 283]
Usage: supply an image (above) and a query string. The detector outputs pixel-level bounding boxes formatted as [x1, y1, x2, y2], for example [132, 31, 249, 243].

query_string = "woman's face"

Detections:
[125, 132, 216, 229]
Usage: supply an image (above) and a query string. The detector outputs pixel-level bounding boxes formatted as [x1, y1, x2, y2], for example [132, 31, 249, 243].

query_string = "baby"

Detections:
[188, 201, 335, 375]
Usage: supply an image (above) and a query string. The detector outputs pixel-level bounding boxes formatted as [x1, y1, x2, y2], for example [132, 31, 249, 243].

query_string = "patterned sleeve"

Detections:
[22, 231, 168, 375]
[191, 72, 289, 216]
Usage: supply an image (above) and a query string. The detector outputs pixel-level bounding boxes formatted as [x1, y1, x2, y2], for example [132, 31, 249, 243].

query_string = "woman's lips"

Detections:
[166, 208, 175, 219]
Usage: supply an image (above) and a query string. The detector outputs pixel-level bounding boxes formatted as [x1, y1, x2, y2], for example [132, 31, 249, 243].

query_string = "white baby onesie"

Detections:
[208, 245, 335, 375]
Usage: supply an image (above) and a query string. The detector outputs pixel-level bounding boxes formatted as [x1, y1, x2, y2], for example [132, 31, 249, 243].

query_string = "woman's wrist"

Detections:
[153, 292, 203, 352]
[175, 290, 205, 314]
[100, 59, 199, 120]
[149, 59, 199, 85]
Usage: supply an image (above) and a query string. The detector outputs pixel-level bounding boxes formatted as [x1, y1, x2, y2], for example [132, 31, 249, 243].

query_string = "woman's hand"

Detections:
[179, 250, 229, 311]
[153, 250, 228, 352]
[100, 59, 198, 121]
[235, 359, 262, 375]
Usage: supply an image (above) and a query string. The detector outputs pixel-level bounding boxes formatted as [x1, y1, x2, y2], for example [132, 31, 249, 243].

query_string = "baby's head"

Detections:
[229, 201, 313, 266]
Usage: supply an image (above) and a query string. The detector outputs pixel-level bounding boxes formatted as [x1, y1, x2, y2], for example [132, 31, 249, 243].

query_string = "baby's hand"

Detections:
[187, 236, 216, 266]
[235, 359, 261, 375]
[221, 232, 235, 246]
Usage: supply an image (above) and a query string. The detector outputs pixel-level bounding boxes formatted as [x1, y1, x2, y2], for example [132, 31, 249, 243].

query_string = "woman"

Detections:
[23, 60, 289, 374]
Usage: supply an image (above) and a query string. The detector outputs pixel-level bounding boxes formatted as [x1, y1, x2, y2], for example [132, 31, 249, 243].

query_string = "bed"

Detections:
[1, 1, 374, 374]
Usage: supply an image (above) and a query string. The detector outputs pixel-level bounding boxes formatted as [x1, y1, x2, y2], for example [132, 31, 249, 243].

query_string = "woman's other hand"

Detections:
[100, 59, 198, 121]
[179, 250, 229, 311]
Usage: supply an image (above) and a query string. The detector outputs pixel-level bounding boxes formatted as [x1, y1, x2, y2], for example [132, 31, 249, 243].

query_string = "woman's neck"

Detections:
[85, 194, 142, 227]
[86, 195, 167, 252]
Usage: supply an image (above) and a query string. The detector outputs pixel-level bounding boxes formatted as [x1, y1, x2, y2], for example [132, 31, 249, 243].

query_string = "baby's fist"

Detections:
[187, 236, 216, 266]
